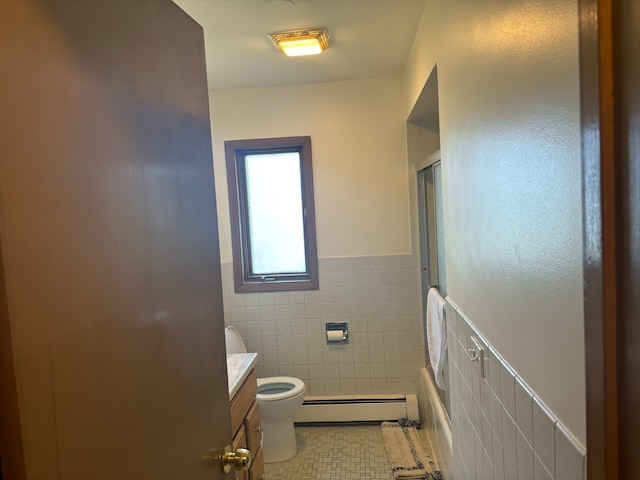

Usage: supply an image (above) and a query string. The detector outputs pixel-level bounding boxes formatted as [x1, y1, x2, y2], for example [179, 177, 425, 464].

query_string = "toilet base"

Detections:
[262, 416, 298, 463]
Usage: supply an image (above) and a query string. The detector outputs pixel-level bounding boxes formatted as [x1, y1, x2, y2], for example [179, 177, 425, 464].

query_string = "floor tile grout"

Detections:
[263, 424, 437, 480]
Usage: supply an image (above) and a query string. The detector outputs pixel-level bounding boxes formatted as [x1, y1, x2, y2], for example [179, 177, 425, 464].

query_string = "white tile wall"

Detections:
[446, 298, 587, 480]
[222, 257, 587, 479]
[221, 255, 425, 396]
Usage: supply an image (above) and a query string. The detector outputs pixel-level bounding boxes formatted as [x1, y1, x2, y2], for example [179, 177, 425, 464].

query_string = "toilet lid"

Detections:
[257, 376, 306, 401]
[224, 326, 247, 354]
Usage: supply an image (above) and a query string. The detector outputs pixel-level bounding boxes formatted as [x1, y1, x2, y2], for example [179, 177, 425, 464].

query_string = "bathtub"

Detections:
[418, 367, 453, 478]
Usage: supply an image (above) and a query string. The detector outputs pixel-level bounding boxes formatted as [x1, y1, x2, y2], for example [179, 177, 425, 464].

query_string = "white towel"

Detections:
[426, 287, 447, 390]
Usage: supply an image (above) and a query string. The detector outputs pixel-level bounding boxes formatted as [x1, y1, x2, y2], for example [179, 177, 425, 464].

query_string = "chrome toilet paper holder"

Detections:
[326, 322, 349, 344]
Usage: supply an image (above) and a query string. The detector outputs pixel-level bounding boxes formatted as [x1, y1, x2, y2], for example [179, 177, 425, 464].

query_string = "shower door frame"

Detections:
[416, 150, 449, 412]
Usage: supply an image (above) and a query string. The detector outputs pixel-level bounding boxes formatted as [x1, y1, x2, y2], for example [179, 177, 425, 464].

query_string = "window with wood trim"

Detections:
[224, 136, 319, 293]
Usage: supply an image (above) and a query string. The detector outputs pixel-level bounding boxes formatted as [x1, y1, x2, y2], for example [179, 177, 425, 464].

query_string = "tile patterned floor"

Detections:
[263, 425, 437, 480]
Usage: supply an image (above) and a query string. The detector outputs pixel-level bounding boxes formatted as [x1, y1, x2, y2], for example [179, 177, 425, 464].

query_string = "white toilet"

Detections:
[224, 326, 306, 463]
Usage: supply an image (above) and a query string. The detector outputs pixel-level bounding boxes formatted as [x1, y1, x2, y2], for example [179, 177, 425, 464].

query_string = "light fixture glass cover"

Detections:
[268, 28, 331, 56]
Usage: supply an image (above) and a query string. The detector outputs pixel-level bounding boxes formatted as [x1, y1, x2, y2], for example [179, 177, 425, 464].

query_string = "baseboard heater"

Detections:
[293, 394, 419, 425]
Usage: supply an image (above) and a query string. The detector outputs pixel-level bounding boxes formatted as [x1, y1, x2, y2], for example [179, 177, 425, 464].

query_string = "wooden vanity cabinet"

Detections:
[231, 427, 248, 480]
[250, 446, 264, 480]
[230, 369, 264, 480]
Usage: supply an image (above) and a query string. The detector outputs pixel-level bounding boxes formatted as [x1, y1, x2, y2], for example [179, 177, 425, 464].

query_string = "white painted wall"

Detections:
[209, 77, 411, 263]
[403, 0, 586, 444]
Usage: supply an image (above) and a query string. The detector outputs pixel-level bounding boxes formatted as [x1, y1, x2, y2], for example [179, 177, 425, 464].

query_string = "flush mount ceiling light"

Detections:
[268, 28, 331, 57]
[263, 0, 295, 10]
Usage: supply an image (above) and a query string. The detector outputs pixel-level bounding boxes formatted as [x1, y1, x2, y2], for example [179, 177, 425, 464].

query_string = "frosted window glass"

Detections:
[245, 152, 306, 274]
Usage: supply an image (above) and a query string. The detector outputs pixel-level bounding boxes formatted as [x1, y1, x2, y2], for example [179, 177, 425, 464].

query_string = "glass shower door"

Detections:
[417, 156, 449, 413]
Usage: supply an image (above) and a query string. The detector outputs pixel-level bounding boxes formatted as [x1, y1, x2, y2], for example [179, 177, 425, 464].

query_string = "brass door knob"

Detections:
[221, 445, 251, 474]
[203, 445, 252, 474]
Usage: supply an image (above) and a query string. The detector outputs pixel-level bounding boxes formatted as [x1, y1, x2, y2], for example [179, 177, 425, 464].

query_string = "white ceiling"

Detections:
[172, 0, 427, 90]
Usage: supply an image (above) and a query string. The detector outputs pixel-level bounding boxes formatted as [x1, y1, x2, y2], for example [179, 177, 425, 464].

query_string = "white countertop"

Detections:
[227, 353, 258, 400]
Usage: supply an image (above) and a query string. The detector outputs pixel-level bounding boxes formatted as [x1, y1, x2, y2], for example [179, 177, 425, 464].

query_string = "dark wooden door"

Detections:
[616, 0, 640, 476]
[580, 0, 640, 477]
[0, 1, 232, 478]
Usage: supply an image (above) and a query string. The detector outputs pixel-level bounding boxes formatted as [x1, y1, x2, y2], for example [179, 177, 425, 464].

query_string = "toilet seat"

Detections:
[225, 326, 306, 401]
[224, 326, 247, 354]
[257, 377, 306, 402]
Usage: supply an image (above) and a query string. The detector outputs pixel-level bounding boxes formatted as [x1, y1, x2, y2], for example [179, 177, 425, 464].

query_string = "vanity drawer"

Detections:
[230, 369, 257, 435]
[244, 400, 262, 451]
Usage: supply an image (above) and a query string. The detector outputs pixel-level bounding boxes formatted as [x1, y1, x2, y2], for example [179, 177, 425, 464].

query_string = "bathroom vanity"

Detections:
[227, 353, 264, 480]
